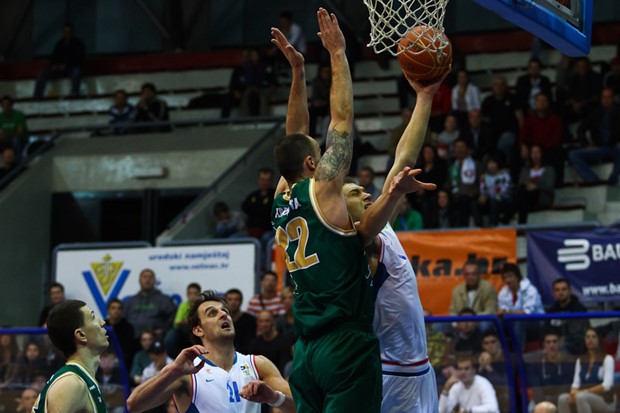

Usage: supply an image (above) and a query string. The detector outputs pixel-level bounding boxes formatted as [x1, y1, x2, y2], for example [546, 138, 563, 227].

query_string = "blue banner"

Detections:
[527, 227, 620, 305]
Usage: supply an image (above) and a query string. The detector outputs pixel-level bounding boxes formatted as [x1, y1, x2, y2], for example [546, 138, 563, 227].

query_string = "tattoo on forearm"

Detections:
[316, 128, 352, 181]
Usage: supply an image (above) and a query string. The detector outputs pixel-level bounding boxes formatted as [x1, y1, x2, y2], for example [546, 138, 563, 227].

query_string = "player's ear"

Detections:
[305, 155, 316, 171]
[74, 328, 87, 345]
[192, 325, 204, 339]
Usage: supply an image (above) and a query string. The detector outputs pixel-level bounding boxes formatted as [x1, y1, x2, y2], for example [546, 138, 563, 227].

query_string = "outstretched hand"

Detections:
[403, 66, 451, 98]
[271, 27, 304, 69]
[388, 167, 437, 196]
[239, 380, 279, 404]
[316, 8, 346, 54]
[170, 345, 208, 376]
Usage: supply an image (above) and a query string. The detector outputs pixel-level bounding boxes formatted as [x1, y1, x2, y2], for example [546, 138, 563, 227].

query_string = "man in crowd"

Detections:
[242, 168, 276, 239]
[439, 356, 500, 413]
[104, 298, 135, 370]
[124, 269, 177, 339]
[225, 288, 256, 354]
[248, 310, 292, 374]
[108, 89, 135, 135]
[246, 271, 284, 316]
[38, 282, 66, 326]
[449, 261, 498, 316]
[16, 388, 38, 412]
[133, 83, 171, 133]
[546, 278, 589, 355]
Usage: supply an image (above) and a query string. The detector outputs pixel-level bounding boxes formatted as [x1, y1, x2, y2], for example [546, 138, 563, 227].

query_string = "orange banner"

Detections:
[272, 228, 516, 315]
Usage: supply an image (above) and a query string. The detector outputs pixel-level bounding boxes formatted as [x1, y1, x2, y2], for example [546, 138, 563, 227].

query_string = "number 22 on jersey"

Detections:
[275, 217, 320, 272]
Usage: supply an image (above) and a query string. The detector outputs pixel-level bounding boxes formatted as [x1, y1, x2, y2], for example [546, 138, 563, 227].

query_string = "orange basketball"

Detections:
[397, 26, 452, 82]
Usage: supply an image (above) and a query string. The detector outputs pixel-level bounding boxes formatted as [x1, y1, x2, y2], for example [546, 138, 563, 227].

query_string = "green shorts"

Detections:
[289, 326, 382, 413]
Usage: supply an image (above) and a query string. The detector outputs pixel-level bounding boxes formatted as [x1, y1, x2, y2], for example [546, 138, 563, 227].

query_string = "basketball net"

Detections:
[364, 0, 450, 56]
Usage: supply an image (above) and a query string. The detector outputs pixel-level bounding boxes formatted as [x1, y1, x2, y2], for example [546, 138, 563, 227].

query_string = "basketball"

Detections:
[397, 26, 452, 82]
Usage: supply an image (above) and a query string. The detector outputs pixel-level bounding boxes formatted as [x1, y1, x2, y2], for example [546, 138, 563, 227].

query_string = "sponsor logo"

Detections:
[411, 253, 508, 277]
[557, 239, 620, 271]
[83, 254, 131, 317]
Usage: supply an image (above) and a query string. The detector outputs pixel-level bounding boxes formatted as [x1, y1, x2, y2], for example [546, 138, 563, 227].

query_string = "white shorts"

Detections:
[381, 365, 438, 413]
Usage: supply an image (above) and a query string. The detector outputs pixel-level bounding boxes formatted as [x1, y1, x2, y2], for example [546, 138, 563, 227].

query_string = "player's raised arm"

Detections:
[239, 355, 295, 412]
[271, 27, 308, 136]
[126, 345, 206, 412]
[315, 7, 353, 184]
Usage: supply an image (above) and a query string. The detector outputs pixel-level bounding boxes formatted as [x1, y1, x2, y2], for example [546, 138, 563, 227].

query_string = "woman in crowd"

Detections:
[558, 328, 616, 413]
[411, 144, 448, 219]
[0, 334, 19, 387]
[516, 144, 555, 224]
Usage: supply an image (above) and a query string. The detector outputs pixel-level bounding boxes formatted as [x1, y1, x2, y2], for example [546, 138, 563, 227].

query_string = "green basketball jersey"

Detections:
[33, 362, 108, 413]
[272, 177, 374, 337]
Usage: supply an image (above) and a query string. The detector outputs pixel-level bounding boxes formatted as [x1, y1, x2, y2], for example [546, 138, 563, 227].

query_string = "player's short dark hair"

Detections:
[49, 282, 64, 293]
[107, 298, 123, 310]
[552, 278, 570, 288]
[187, 290, 228, 332]
[500, 263, 522, 280]
[47, 300, 86, 358]
[225, 288, 243, 302]
[141, 82, 157, 93]
[274, 133, 318, 183]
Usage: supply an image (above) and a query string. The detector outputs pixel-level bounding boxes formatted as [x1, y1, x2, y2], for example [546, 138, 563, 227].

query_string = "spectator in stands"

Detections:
[426, 189, 456, 229]
[516, 144, 556, 224]
[224, 50, 250, 118]
[16, 388, 38, 412]
[133, 83, 171, 133]
[449, 139, 482, 227]
[569, 87, 620, 186]
[535, 402, 558, 413]
[15, 342, 48, 386]
[95, 350, 123, 390]
[0, 95, 28, 161]
[224, 288, 256, 355]
[213, 201, 247, 238]
[527, 331, 576, 407]
[478, 155, 512, 227]
[451, 69, 481, 126]
[481, 75, 522, 162]
[392, 197, 423, 231]
[33, 23, 86, 98]
[439, 356, 500, 413]
[357, 166, 379, 201]
[519, 93, 565, 185]
[124, 268, 177, 339]
[478, 330, 509, 412]
[558, 328, 616, 413]
[423, 309, 447, 378]
[562, 57, 602, 124]
[430, 80, 453, 134]
[498, 263, 544, 315]
[516, 58, 553, 114]
[38, 282, 65, 327]
[247, 271, 284, 317]
[108, 89, 135, 135]
[445, 308, 483, 357]
[241, 168, 275, 239]
[555, 55, 575, 105]
[461, 109, 493, 162]
[278, 11, 307, 56]
[603, 56, 620, 105]
[141, 340, 173, 383]
[449, 260, 498, 316]
[309, 64, 331, 137]
[0, 334, 19, 387]
[411, 144, 448, 220]
[0, 146, 17, 180]
[437, 113, 461, 160]
[130, 329, 154, 386]
[104, 298, 135, 371]
[248, 310, 292, 374]
[232, 49, 276, 117]
[164, 282, 201, 358]
[276, 286, 296, 344]
[546, 278, 589, 356]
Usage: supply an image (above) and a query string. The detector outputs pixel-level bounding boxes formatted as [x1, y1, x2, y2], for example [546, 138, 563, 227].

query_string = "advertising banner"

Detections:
[527, 227, 620, 304]
[55, 242, 258, 318]
[273, 228, 516, 315]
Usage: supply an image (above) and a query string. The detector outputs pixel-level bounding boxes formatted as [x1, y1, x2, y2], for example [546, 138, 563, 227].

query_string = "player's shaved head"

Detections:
[274, 133, 320, 183]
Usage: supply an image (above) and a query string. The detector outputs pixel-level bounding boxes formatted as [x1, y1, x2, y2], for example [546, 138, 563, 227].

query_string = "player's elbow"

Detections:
[126, 394, 143, 413]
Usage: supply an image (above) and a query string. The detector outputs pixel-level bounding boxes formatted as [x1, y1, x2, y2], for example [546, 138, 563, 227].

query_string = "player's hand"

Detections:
[239, 380, 279, 404]
[271, 27, 304, 69]
[387, 167, 437, 196]
[317, 8, 346, 53]
[170, 345, 207, 376]
[405, 66, 451, 98]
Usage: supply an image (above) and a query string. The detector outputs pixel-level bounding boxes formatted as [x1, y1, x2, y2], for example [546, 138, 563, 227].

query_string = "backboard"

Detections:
[472, 0, 593, 56]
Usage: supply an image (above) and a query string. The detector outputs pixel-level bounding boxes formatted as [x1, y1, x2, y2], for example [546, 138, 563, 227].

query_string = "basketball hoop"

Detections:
[364, 0, 450, 56]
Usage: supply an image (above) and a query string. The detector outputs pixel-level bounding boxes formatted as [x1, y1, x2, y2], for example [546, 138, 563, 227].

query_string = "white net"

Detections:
[364, 0, 450, 56]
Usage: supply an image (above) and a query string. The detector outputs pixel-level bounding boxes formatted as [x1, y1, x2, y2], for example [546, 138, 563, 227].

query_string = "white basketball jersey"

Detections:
[374, 224, 428, 367]
[184, 352, 261, 413]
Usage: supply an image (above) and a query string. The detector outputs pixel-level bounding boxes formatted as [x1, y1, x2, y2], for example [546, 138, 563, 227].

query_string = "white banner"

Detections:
[54, 242, 257, 318]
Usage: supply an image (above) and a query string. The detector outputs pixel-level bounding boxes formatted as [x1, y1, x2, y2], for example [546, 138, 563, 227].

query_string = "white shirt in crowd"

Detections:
[439, 375, 500, 413]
